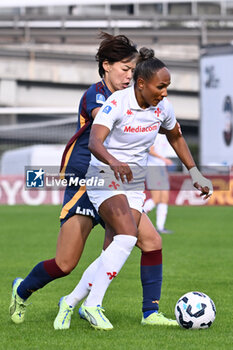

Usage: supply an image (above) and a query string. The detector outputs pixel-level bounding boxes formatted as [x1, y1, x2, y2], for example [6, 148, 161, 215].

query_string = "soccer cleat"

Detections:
[53, 296, 74, 330]
[9, 277, 27, 324]
[141, 312, 178, 326]
[78, 303, 86, 320]
[79, 302, 113, 330]
[157, 228, 174, 234]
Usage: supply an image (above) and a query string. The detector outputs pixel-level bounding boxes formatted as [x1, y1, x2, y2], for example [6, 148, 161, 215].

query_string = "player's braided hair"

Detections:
[96, 32, 138, 77]
[133, 47, 167, 82]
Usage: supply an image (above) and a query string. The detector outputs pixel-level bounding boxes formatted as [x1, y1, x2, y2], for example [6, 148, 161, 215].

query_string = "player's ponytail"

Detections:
[137, 47, 155, 63]
[133, 47, 166, 83]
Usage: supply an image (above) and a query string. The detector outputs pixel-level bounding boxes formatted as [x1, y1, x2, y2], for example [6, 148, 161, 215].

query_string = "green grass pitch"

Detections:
[1, 205, 232, 350]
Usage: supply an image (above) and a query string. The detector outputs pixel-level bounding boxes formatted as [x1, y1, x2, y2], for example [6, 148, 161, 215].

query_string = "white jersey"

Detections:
[90, 84, 176, 168]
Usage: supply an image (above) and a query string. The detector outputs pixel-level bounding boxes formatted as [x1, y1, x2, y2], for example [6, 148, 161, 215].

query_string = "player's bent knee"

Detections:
[150, 228, 162, 248]
[55, 259, 76, 274]
[137, 232, 162, 251]
[155, 235, 162, 250]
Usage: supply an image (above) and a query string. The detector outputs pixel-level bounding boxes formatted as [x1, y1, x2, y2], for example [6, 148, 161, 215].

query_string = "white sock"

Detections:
[84, 234, 137, 307]
[143, 198, 156, 213]
[65, 254, 102, 307]
[156, 203, 168, 231]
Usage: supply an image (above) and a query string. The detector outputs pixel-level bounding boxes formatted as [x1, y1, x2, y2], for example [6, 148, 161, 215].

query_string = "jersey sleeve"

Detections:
[92, 100, 119, 131]
[85, 84, 107, 116]
[161, 99, 177, 130]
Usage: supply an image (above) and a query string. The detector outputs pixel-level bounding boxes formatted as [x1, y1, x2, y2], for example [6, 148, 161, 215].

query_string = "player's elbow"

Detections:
[167, 131, 183, 147]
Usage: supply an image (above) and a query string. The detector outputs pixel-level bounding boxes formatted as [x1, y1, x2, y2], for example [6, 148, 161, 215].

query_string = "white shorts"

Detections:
[87, 189, 145, 213]
[86, 165, 146, 213]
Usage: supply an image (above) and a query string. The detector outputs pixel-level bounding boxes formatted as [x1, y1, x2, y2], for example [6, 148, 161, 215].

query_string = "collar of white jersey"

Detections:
[129, 84, 157, 111]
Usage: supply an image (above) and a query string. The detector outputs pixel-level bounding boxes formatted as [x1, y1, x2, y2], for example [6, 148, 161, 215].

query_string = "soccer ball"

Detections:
[175, 291, 216, 329]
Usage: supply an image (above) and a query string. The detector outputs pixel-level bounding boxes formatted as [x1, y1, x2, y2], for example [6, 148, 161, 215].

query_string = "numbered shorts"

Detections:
[60, 183, 104, 227]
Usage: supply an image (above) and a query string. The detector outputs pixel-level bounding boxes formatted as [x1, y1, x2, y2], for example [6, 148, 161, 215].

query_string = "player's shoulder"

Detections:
[159, 97, 171, 109]
[84, 81, 107, 102]
[107, 86, 130, 105]
[104, 88, 126, 109]
[97, 89, 125, 117]
[86, 81, 103, 95]
[159, 97, 174, 115]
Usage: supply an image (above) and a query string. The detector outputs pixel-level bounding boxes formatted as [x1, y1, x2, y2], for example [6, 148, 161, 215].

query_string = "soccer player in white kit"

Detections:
[144, 133, 177, 234]
[78, 48, 213, 330]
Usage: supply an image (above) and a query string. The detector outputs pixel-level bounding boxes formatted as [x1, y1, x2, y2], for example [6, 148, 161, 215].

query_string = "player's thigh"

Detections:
[159, 190, 169, 203]
[150, 190, 161, 204]
[150, 190, 169, 203]
[136, 212, 162, 252]
[98, 194, 140, 237]
[56, 214, 93, 272]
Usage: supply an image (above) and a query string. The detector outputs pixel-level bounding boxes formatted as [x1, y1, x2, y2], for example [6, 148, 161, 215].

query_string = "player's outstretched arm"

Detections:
[164, 122, 213, 199]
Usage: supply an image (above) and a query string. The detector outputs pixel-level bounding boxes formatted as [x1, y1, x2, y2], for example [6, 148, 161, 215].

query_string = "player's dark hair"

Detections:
[96, 32, 138, 77]
[133, 47, 167, 82]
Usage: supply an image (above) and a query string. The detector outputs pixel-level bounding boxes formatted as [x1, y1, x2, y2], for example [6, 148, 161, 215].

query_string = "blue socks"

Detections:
[143, 310, 158, 318]
[140, 249, 162, 316]
[17, 258, 68, 300]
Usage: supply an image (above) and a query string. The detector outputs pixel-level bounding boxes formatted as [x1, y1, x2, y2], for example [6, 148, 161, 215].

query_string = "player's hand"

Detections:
[193, 182, 213, 199]
[109, 160, 133, 183]
[164, 158, 173, 166]
[189, 167, 213, 199]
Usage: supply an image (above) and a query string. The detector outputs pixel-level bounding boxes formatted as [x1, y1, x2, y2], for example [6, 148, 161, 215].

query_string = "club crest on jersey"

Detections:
[110, 99, 117, 106]
[96, 94, 106, 104]
[103, 105, 112, 114]
[155, 108, 162, 118]
[126, 109, 133, 116]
